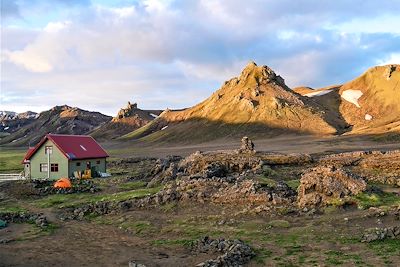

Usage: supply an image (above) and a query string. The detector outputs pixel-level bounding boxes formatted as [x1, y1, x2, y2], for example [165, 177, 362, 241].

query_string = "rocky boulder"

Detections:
[193, 236, 255, 267]
[297, 165, 367, 208]
[361, 226, 400, 242]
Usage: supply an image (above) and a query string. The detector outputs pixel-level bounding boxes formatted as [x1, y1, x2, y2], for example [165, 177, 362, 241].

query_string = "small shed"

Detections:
[22, 134, 109, 179]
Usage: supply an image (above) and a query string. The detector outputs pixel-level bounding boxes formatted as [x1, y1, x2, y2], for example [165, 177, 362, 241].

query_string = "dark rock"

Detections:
[193, 236, 255, 267]
[361, 226, 400, 242]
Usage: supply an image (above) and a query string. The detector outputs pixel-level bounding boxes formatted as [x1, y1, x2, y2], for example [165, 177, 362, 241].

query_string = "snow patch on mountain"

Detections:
[341, 90, 363, 108]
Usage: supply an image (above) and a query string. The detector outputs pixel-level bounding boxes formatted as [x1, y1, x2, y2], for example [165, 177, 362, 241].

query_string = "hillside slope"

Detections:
[297, 64, 400, 135]
[123, 62, 346, 142]
[91, 102, 162, 140]
[0, 105, 111, 146]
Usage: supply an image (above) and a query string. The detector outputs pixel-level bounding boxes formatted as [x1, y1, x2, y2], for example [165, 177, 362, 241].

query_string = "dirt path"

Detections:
[0, 221, 214, 267]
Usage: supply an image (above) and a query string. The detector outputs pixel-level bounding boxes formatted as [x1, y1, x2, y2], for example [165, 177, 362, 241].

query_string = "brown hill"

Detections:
[123, 62, 346, 142]
[338, 64, 400, 134]
[297, 64, 400, 135]
[0, 105, 111, 146]
[91, 102, 162, 140]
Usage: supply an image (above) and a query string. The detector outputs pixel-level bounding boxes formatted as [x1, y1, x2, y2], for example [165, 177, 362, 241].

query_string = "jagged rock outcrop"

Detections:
[91, 102, 162, 140]
[318, 150, 400, 186]
[297, 165, 367, 208]
[238, 136, 255, 153]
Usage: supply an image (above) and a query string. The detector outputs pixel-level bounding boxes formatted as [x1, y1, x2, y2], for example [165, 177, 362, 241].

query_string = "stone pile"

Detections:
[361, 226, 400, 242]
[0, 212, 48, 228]
[31, 179, 99, 195]
[193, 236, 255, 267]
[238, 136, 255, 153]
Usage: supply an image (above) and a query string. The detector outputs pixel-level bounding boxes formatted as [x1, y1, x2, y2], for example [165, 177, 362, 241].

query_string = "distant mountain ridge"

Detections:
[0, 105, 111, 146]
[0, 111, 39, 136]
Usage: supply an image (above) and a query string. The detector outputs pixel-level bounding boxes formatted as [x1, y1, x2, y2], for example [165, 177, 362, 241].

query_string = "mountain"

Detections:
[296, 64, 400, 135]
[122, 62, 346, 142]
[0, 105, 111, 146]
[0, 111, 39, 137]
[90, 102, 162, 140]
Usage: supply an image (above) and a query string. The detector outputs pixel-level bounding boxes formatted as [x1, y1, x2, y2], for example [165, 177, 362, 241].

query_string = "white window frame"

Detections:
[40, 163, 48, 172]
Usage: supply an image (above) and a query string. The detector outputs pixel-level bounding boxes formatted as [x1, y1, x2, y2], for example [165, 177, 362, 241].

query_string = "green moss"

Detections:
[120, 220, 156, 235]
[353, 192, 400, 209]
[34, 186, 162, 208]
[0, 205, 28, 213]
[117, 181, 147, 190]
[286, 179, 300, 190]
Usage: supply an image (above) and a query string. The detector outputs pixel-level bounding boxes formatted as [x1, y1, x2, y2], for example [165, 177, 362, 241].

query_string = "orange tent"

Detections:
[54, 178, 72, 188]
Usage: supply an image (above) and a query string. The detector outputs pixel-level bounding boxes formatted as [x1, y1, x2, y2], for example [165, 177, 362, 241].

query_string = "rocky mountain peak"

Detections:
[236, 61, 286, 89]
[115, 101, 139, 120]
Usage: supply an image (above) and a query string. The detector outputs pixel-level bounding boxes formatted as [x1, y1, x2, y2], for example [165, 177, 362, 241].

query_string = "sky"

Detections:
[1, 0, 400, 116]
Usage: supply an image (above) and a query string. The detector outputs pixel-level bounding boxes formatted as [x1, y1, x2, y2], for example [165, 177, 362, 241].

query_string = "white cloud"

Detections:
[44, 21, 71, 33]
[1, 0, 400, 114]
[378, 53, 400, 65]
[5, 49, 53, 72]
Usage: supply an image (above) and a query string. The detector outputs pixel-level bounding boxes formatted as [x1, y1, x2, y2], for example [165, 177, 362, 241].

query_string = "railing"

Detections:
[0, 173, 26, 181]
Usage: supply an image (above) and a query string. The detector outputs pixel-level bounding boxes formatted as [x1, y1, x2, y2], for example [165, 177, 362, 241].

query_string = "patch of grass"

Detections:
[353, 192, 400, 209]
[274, 233, 300, 246]
[367, 239, 400, 257]
[151, 238, 196, 247]
[286, 179, 300, 190]
[262, 166, 277, 177]
[117, 181, 147, 190]
[257, 176, 277, 187]
[0, 149, 25, 173]
[324, 250, 364, 266]
[14, 223, 58, 241]
[34, 186, 162, 208]
[253, 248, 273, 264]
[120, 220, 156, 235]
[160, 202, 177, 212]
[0, 205, 28, 213]
[285, 245, 303, 256]
[267, 219, 290, 228]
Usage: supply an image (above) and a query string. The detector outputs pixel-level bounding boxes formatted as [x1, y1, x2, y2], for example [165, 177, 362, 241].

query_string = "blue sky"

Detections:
[1, 0, 400, 115]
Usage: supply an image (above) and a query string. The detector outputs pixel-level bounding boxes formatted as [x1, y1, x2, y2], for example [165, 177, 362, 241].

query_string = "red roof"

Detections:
[23, 134, 109, 162]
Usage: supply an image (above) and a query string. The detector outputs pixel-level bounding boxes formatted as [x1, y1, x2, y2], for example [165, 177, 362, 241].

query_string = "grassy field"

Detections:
[0, 149, 25, 173]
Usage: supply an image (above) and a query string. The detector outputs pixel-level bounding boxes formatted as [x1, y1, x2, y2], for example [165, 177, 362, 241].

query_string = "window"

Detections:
[51, 163, 59, 172]
[45, 146, 53, 154]
[40, 163, 48, 172]
[76, 162, 81, 167]
[96, 160, 100, 164]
